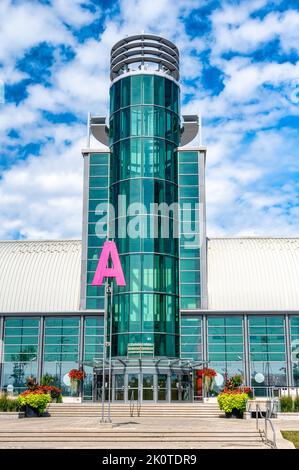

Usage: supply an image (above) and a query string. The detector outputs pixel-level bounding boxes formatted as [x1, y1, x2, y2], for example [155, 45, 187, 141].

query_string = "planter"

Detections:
[203, 397, 218, 403]
[25, 406, 41, 418]
[225, 408, 244, 419]
[62, 396, 82, 403]
[0, 412, 25, 420]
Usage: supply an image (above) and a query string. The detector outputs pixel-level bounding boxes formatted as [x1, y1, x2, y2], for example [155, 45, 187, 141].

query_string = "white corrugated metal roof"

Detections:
[208, 238, 299, 311]
[0, 240, 81, 313]
[1, 237, 299, 313]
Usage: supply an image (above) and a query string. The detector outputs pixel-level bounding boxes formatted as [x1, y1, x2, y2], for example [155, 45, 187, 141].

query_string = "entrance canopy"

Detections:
[83, 357, 206, 372]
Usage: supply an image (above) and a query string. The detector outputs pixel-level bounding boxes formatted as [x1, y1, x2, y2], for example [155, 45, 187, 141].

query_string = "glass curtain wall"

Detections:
[83, 316, 104, 399]
[290, 316, 299, 386]
[85, 152, 109, 310]
[2, 318, 39, 394]
[207, 316, 244, 391]
[42, 317, 80, 395]
[109, 74, 181, 358]
[180, 315, 202, 362]
[178, 151, 201, 310]
[249, 316, 286, 392]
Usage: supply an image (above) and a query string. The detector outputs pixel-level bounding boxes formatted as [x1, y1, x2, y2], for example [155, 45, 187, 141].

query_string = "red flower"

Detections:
[19, 385, 62, 397]
[68, 369, 85, 381]
[196, 368, 217, 378]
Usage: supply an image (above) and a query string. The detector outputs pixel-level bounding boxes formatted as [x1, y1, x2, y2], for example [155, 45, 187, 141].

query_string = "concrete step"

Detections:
[0, 430, 264, 447]
[49, 405, 220, 408]
[47, 403, 222, 417]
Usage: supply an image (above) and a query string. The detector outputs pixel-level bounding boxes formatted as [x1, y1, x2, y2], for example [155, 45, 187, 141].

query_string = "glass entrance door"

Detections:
[114, 374, 124, 401]
[170, 373, 179, 401]
[157, 374, 168, 401]
[142, 374, 154, 400]
[180, 375, 191, 401]
[128, 373, 139, 401]
[93, 374, 109, 402]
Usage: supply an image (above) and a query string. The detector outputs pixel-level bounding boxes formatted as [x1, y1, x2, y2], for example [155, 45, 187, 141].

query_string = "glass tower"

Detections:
[109, 40, 181, 358]
[80, 34, 205, 402]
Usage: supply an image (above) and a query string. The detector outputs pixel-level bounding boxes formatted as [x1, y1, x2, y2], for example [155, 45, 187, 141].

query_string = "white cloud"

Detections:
[0, 124, 85, 239]
[1, 0, 299, 240]
[211, 4, 299, 56]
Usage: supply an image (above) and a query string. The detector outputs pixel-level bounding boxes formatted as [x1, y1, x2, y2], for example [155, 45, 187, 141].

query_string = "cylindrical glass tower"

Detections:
[108, 35, 181, 358]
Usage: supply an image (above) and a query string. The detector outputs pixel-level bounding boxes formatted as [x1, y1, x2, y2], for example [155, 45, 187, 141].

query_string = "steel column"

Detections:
[0, 316, 4, 390]
[37, 316, 44, 384]
[79, 315, 85, 398]
[202, 314, 208, 365]
[285, 314, 293, 387]
[243, 314, 250, 386]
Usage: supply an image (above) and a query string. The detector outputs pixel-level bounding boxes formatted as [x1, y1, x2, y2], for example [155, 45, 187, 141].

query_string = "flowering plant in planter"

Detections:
[242, 386, 253, 399]
[224, 374, 243, 391]
[217, 391, 249, 418]
[17, 392, 51, 416]
[39, 386, 62, 401]
[68, 369, 85, 381]
[196, 368, 217, 395]
[19, 385, 62, 403]
[68, 369, 86, 394]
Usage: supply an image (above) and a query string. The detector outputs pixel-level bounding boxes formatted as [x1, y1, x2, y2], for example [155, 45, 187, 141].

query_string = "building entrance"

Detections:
[92, 365, 194, 403]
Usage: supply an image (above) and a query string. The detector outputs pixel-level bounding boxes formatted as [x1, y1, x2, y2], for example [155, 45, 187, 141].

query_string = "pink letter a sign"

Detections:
[92, 241, 126, 286]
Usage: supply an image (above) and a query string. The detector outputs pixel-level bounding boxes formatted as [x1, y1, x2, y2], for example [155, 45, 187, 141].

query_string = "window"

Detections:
[249, 316, 286, 389]
[181, 315, 202, 361]
[290, 317, 299, 386]
[84, 317, 104, 361]
[2, 318, 40, 393]
[207, 317, 244, 387]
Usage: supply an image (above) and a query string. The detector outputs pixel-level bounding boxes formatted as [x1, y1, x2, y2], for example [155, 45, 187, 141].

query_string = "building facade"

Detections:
[0, 35, 299, 402]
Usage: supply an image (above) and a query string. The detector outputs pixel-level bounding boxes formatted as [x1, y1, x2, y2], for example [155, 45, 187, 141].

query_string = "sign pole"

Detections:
[91, 241, 126, 424]
[107, 281, 113, 423]
[100, 279, 108, 423]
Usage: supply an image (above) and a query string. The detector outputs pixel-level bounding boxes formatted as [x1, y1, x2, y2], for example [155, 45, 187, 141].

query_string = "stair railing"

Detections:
[129, 390, 135, 417]
[129, 390, 141, 417]
[256, 402, 277, 448]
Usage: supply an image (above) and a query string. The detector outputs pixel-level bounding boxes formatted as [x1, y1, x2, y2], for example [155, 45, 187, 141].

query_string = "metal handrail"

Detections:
[137, 395, 141, 417]
[273, 386, 299, 398]
[129, 390, 135, 417]
[256, 402, 277, 448]
[129, 390, 141, 417]
[251, 386, 275, 398]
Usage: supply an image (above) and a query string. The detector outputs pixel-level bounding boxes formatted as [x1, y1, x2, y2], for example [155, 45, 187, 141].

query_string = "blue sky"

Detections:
[0, 0, 299, 239]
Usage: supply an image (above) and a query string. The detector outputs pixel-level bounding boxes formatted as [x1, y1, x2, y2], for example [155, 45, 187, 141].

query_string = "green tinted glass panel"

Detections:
[89, 165, 108, 176]
[90, 153, 109, 164]
[131, 75, 142, 105]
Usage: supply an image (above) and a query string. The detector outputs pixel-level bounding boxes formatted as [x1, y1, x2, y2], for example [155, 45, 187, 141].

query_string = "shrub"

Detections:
[280, 396, 293, 413]
[56, 394, 63, 403]
[19, 385, 62, 401]
[17, 393, 51, 414]
[0, 394, 20, 412]
[293, 396, 299, 412]
[243, 387, 254, 399]
[223, 374, 244, 392]
[218, 392, 248, 413]
[26, 376, 38, 391]
[39, 386, 62, 400]
[41, 374, 56, 387]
